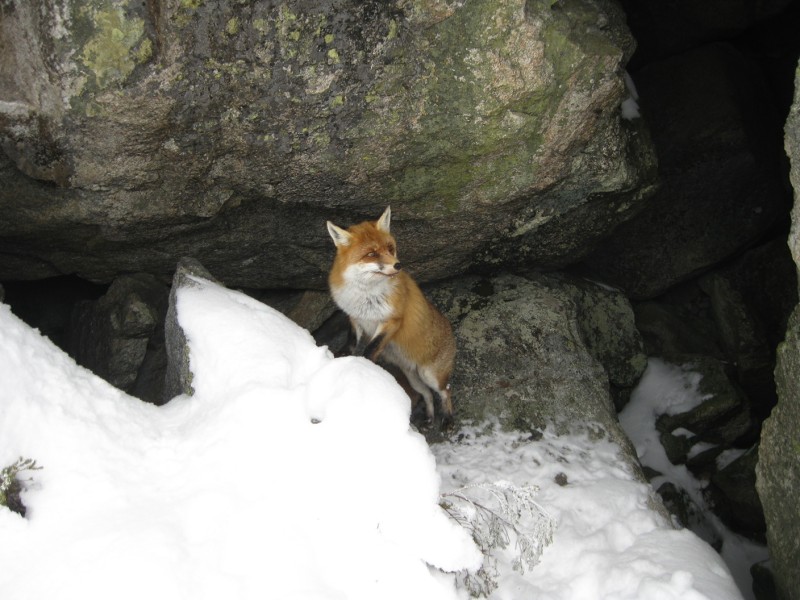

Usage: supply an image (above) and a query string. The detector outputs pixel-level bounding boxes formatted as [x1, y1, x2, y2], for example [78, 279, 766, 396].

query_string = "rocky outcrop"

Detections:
[758, 304, 800, 600]
[756, 61, 800, 600]
[0, 0, 653, 288]
[565, 276, 647, 409]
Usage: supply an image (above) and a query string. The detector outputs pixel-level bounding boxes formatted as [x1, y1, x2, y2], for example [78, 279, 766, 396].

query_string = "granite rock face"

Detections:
[0, 0, 653, 288]
[756, 60, 800, 600]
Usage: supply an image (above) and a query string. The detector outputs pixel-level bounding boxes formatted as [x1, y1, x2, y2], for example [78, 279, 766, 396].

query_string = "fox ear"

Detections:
[376, 206, 391, 233]
[326, 221, 352, 247]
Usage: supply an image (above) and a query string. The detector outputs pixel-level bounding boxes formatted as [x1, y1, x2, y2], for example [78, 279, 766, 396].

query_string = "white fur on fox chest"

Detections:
[331, 264, 396, 339]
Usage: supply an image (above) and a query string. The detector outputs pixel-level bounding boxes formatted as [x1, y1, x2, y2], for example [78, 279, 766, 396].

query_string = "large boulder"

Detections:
[583, 43, 790, 299]
[428, 273, 646, 465]
[0, 0, 654, 288]
[756, 60, 800, 600]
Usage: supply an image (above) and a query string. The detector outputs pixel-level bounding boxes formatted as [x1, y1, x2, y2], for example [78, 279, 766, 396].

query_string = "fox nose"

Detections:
[394, 262, 402, 271]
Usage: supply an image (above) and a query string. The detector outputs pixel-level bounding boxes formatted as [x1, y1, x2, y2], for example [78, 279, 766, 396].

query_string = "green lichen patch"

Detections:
[80, 4, 150, 90]
[225, 17, 240, 36]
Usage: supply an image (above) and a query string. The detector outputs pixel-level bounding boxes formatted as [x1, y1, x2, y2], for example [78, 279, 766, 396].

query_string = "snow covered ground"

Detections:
[619, 359, 769, 600]
[0, 275, 744, 599]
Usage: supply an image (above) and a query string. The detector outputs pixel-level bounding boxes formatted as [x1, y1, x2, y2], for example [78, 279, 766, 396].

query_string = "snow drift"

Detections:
[0, 275, 480, 600]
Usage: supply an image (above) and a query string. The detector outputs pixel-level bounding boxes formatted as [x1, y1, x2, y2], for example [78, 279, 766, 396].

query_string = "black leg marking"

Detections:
[363, 333, 386, 362]
[353, 335, 368, 357]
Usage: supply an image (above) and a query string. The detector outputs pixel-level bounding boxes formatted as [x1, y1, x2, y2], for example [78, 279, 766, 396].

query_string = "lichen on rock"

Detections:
[0, 0, 653, 290]
[79, 2, 151, 90]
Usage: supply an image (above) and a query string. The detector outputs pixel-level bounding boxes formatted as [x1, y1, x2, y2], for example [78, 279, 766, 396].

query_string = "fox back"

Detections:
[326, 207, 456, 427]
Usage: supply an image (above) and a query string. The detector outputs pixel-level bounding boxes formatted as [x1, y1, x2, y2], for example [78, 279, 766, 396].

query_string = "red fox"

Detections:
[326, 206, 456, 427]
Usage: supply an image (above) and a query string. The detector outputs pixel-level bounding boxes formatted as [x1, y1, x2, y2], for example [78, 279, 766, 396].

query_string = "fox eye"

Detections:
[366, 251, 378, 258]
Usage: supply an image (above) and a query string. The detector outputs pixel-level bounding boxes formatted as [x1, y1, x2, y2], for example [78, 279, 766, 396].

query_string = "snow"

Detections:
[621, 71, 641, 120]
[434, 426, 741, 600]
[619, 359, 768, 600]
[0, 275, 744, 599]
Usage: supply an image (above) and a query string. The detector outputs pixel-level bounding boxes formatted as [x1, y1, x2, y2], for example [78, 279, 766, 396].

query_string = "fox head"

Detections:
[326, 206, 402, 278]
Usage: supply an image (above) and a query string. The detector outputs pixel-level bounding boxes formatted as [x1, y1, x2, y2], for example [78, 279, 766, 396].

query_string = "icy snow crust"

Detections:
[0, 276, 742, 599]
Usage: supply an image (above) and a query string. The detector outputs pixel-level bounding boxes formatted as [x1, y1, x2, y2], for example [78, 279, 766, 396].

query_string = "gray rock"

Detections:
[789, 66, 800, 271]
[656, 481, 722, 551]
[686, 445, 726, 479]
[698, 240, 798, 418]
[286, 291, 338, 334]
[247, 288, 337, 334]
[708, 446, 765, 541]
[655, 356, 754, 446]
[659, 430, 695, 466]
[700, 240, 798, 354]
[429, 273, 642, 468]
[632, 238, 797, 421]
[0, 0, 654, 288]
[564, 277, 647, 389]
[163, 258, 221, 401]
[698, 274, 772, 376]
[756, 59, 800, 600]
[68, 273, 168, 400]
[757, 304, 800, 600]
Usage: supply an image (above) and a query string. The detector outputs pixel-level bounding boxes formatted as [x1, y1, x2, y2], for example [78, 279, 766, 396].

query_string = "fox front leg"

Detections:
[353, 333, 369, 357]
[362, 332, 387, 361]
[361, 319, 400, 362]
[350, 322, 387, 360]
[350, 320, 369, 357]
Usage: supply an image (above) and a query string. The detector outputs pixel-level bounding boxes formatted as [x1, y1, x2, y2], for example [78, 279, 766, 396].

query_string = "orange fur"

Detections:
[326, 207, 456, 426]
